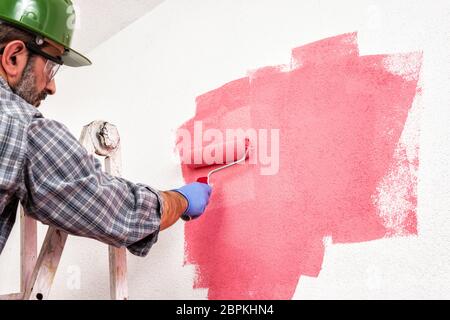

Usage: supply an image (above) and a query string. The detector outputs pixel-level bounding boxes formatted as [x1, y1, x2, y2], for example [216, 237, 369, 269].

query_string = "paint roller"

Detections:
[183, 137, 251, 185]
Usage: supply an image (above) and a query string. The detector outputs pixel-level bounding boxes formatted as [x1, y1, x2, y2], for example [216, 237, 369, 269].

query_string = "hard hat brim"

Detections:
[62, 47, 92, 67]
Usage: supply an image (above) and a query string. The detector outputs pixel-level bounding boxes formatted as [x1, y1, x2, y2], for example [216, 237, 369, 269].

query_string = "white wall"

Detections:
[1, 0, 449, 299]
[71, 0, 165, 52]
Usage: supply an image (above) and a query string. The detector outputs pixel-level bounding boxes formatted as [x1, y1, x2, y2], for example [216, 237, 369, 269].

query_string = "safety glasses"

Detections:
[0, 41, 63, 83]
[25, 42, 63, 83]
[43, 59, 61, 83]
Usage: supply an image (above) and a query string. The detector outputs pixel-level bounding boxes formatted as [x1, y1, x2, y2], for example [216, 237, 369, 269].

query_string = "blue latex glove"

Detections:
[174, 182, 213, 221]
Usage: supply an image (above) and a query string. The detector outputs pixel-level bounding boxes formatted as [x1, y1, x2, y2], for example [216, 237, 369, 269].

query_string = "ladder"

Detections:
[0, 121, 128, 300]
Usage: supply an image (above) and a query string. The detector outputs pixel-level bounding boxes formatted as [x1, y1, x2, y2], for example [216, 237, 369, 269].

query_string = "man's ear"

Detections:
[1, 41, 29, 81]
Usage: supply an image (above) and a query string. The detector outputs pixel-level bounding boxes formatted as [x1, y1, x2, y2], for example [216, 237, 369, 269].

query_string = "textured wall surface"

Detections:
[178, 32, 422, 299]
[0, 0, 449, 299]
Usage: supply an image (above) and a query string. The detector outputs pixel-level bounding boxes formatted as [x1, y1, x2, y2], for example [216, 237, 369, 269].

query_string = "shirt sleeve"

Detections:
[19, 118, 164, 257]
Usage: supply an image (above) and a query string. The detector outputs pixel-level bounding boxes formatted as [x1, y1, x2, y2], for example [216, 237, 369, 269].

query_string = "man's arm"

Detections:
[18, 118, 209, 256]
[160, 191, 187, 231]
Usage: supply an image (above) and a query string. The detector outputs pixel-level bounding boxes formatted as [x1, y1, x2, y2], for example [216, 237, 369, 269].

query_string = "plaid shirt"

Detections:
[0, 77, 163, 257]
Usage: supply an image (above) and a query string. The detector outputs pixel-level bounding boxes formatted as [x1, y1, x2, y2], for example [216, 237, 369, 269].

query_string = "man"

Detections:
[0, 0, 212, 257]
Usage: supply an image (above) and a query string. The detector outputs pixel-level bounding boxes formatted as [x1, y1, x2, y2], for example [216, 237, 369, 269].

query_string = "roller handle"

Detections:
[197, 176, 209, 184]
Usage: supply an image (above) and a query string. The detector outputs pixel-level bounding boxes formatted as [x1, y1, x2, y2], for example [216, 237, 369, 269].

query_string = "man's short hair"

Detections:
[0, 21, 35, 47]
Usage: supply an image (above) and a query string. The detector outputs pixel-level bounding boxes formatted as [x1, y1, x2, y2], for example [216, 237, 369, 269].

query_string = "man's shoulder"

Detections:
[0, 85, 43, 125]
[0, 86, 45, 163]
[0, 107, 32, 190]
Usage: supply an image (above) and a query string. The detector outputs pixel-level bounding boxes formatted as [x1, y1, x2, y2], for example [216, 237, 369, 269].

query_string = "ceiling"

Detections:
[71, 0, 165, 53]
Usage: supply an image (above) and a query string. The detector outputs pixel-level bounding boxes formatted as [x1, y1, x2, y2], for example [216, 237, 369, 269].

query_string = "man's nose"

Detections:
[45, 79, 56, 95]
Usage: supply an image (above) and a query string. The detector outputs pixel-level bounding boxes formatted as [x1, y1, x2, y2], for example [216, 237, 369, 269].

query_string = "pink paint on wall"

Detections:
[177, 33, 422, 299]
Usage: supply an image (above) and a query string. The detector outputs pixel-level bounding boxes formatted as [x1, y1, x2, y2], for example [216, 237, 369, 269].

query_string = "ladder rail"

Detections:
[2, 121, 128, 300]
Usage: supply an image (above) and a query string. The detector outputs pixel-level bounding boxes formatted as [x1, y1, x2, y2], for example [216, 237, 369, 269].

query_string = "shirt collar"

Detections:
[0, 76, 11, 91]
[0, 75, 43, 118]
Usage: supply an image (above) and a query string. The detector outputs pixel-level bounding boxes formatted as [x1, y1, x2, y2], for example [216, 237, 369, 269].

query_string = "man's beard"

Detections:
[11, 56, 47, 107]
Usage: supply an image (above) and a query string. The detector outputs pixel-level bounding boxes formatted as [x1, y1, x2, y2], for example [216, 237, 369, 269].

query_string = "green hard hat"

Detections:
[0, 0, 91, 67]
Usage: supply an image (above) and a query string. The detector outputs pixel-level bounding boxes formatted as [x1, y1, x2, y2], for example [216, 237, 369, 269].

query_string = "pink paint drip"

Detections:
[177, 33, 422, 299]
